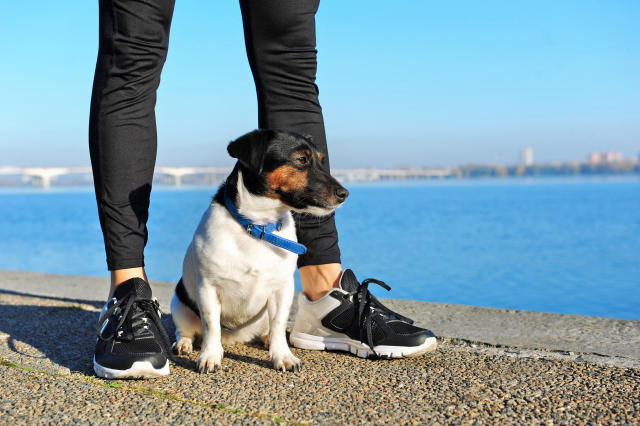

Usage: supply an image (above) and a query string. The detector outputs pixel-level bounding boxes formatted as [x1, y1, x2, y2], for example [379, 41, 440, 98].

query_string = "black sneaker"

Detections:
[290, 269, 437, 359]
[94, 278, 171, 379]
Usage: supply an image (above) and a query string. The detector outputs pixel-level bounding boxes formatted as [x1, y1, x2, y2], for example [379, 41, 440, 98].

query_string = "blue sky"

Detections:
[1, 1, 638, 168]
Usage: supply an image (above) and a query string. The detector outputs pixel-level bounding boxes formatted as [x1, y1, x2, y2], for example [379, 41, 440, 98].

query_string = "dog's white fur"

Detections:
[171, 171, 307, 372]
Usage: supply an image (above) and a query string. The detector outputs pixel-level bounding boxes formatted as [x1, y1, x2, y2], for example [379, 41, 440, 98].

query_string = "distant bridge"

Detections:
[0, 166, 93, 189]
[0, 166, 454, 188]
[155, 167, 231, 186]
[0, 166, 230, 188]
[333, 167, 453, 181]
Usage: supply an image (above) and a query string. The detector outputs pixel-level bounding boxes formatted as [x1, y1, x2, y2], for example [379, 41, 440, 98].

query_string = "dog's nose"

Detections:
[335, 187, 349, 203]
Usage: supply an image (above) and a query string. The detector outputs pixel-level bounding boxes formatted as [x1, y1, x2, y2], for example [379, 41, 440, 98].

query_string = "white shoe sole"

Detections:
[290, 331, 437, 359]
[93, 356, 170, 379]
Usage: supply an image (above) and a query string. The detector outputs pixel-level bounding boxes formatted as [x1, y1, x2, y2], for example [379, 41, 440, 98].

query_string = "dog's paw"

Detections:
[270, 350, 302, 372]
[173, 338, 193, 355]
[197, 346, 223, 373]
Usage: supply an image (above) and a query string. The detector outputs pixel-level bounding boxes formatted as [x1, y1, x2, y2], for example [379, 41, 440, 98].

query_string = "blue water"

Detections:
[0, 177, 638, 320]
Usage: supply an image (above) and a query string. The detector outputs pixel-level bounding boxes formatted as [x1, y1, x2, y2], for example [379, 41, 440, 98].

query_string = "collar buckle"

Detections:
[247, 223, 267, 239]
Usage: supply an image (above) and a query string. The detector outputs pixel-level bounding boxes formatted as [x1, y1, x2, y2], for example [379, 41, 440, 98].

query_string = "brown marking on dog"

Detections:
[316, 152, 324, 163]
[266, 165, 308, 197]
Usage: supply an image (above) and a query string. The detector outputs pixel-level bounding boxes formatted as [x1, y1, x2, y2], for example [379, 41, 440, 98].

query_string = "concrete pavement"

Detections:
[1, 270, 638, 424]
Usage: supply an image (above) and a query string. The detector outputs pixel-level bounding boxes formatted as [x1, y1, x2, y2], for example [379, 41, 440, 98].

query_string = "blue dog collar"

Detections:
[223, 184, 307, 255]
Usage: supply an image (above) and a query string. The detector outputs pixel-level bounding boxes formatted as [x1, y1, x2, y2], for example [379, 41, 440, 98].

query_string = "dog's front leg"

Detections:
[196, 282, 224, 373]
[268, 279, 301, 372]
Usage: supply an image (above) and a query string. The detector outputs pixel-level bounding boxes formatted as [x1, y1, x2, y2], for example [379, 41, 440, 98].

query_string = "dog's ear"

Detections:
[227, 129, 275, 174]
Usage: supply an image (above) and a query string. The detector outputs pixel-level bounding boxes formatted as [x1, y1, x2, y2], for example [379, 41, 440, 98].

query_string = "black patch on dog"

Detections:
[227, 129, 275, 175]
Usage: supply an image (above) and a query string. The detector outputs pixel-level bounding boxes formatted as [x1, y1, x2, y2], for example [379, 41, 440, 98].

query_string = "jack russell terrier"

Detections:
[171, 129, 348, 372]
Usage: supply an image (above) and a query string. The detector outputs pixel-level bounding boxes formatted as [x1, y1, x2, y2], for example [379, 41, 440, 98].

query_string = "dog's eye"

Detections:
[296, 156, 308, 165]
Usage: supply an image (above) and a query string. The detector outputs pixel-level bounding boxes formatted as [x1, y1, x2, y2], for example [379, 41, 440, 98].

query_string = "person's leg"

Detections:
[90, 0, 175, 295]
[89, 0, 175, 378]
[239, 0, 341, 300]
[240, 0, 438, 359]
[110, 267, 147, 297]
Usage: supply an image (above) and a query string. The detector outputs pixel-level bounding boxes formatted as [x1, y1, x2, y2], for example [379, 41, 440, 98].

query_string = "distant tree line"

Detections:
[455, 162, 640, 178]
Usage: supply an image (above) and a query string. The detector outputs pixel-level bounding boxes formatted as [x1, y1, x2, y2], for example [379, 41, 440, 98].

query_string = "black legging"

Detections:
[89, 0, 340, 271]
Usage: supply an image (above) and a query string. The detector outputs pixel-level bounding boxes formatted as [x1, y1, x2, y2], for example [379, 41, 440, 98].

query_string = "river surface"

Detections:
[1, 176, 638, 320]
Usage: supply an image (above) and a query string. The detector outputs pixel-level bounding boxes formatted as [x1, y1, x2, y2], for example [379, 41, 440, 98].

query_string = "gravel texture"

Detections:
[1, 287, 639, 424]
[0, 367, 264, 425]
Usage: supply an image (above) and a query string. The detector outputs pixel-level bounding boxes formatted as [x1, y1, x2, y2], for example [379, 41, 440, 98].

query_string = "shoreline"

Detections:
[1, 172, 640, 191]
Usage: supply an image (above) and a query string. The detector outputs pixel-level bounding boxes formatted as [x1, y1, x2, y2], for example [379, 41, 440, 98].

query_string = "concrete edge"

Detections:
[1, 269, 638, 362]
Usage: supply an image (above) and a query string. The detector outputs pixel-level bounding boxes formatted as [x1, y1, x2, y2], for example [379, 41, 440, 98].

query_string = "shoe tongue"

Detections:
[113, 277, 152, 301]
[339, 269, 360, 292]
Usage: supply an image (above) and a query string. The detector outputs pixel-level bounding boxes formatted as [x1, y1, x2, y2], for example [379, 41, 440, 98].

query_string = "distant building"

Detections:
[588, 152, 602, 164]
[520, 147, 534, 166]
[589, 151, 623, 164]
[604, 151, 623, 163]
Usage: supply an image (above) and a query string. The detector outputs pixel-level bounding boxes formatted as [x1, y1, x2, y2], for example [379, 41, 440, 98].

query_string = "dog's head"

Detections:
[227, 129, 348, 215]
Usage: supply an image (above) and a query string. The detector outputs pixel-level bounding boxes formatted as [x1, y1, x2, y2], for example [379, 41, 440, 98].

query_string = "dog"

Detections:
[171, 129, 348, 372]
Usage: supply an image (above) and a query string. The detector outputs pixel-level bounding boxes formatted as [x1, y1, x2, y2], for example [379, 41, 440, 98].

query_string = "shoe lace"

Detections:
[348, 278, 415, 357]
[96, 294, 174, 358]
